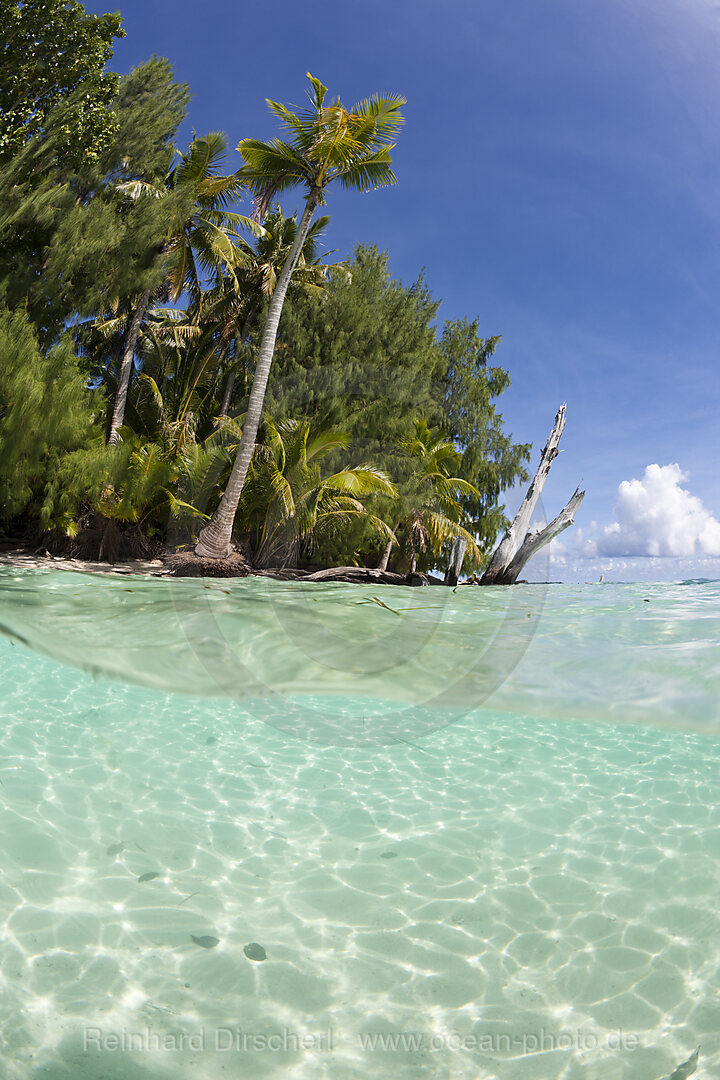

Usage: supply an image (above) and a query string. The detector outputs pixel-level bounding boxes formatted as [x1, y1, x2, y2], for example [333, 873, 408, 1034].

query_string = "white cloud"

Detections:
[596, 463, 720, 557]
[547, 537, 568, 564]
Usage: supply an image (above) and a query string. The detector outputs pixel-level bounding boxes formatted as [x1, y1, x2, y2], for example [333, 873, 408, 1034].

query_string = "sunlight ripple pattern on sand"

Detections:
[0, 573, 718, 1078]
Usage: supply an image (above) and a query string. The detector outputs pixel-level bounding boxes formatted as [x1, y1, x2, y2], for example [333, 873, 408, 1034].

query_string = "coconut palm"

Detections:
[195, 73, 405, 558]
[204, 206, 333, 416]
[240, 417, 396, 569]
[39, 433, 178, 562]
[107, 133, 247, 445]
[127, 308, 210, 450]
[377, 419, 482, 573]
[164, 132, 247, 309]
[167, 422, 242, 543]
[244, 204, 331, 305]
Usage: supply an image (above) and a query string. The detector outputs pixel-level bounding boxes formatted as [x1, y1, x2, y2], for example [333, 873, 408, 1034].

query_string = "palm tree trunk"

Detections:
[108, 289, 151, 445]
[377, 538, 393, 572]
[377, 521, 401, 571]
[195, 190, 321, 558]
[219, 368, 236, 418]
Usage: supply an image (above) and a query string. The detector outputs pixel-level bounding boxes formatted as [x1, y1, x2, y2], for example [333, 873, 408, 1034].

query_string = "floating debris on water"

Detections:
[106, 841, 125, 856]
[144, 1001, 176, 1016]
[244, 942, 267, 961]
[138, 872, 160, 883]
[666, 1047, 700, 1080]
[191, 935, 220, 949]
[394, 736, 431, 755]
[356, 596, 401, 616]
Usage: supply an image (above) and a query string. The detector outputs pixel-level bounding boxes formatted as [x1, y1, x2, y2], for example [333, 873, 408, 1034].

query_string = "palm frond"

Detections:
[353, 92, 406, 135]
[335, 150, 398, 192]
[323, 466, 396, 498]
[115, 178, 165, 200]
[306, 73, 329, 112]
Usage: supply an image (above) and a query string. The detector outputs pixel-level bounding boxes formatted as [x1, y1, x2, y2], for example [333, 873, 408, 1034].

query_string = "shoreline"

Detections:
[0, 546, 446, 587]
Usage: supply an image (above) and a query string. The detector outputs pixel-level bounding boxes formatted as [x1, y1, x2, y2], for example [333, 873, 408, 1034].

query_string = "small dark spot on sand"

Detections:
[138, 872, 160, 883]
[244, 942, 267, 961]
[191, 935, 219, 949]
[205, 736, 217, 745]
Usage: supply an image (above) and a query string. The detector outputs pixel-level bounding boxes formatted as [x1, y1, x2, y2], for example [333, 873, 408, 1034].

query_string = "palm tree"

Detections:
[163, 132, 247, 310]
[240, 417, 396, 568]
[207, 206, 333, 416]
[107, 133, 246, 445]
[128, 307, 212, 450]
[195, 73, 405, 558]
[377, 419, 482, 573]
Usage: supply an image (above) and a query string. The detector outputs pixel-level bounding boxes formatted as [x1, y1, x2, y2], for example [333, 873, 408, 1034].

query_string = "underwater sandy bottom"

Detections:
[0, 641, 719, 1080]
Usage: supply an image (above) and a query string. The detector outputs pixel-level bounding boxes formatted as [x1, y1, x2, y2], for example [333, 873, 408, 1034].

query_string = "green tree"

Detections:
[211, 205, 333, 417]
[164, 133, 247, 309]
[39, 434, 179, 561]
[0, 308, 98, 523]
[107, 132, 245, 444]
[267, 245, 443, 454]
[0, 0, 124, 166]
[124, 307, 226, 451]
[262, 245, 446, 566]
[376, 419, 481, 573]
[440, 318, 531, 557]
[195, 73, 405, 558]
[0, 57, 189, 342]
[239, 418, 395, 568]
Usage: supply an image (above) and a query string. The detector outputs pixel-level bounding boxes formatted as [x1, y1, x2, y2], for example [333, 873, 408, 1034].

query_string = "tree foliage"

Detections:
[0, 57, 190, 340]
[195, 72, 406, 558]
[0, 0, 124, 166]
[0, 307, 98, 520]
[0, 28, 532, 573]
[239, 417, 395, 568]
[266, 245, 443, 454]
[441, 318, 531, 553]
[263, 248, 528, 567]
[379, 419, 482, 572]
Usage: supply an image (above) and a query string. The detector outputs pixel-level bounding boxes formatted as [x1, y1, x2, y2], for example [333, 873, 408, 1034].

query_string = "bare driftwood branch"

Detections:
[301, 566, 440, 587]
[304, 566, 408, 585]
[503, 485, 585, 582]
[480, 404, 584, 585]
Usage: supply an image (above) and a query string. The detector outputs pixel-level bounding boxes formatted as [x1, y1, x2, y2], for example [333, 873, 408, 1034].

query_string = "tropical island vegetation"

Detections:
[0, 0, 536, 580]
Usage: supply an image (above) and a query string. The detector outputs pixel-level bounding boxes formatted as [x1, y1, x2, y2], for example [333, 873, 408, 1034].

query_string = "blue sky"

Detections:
[87, 0, 720, 581]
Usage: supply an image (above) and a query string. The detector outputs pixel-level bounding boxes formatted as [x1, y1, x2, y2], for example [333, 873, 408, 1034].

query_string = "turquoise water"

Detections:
[0, 569, 719, 1079]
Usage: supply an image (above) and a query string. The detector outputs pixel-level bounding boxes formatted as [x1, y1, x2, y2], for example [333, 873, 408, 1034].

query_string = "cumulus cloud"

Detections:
[596, 464, 720, 557]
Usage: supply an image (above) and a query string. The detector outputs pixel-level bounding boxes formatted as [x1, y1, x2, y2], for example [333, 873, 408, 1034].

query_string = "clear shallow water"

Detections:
[0, 569, 719, 1079]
